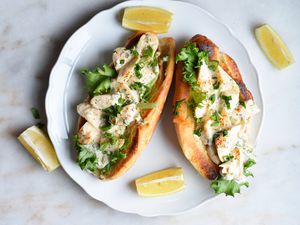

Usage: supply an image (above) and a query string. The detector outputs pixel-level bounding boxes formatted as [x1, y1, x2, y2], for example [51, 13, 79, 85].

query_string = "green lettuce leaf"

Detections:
[73, 135, 98, 173]
[80, 64, 117, 95]
[211, 177, 249, 197]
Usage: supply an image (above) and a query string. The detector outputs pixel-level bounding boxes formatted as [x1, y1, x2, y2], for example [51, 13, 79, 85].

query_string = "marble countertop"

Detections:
[1, 0, 299, 224]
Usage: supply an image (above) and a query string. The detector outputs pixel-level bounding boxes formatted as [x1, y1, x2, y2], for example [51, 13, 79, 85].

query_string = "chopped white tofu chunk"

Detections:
[95, 150, 109, 169]
[117, 104, 139, 126]
[113, 47, 134, 71]
[195, 105, 207, 119]
[90, 94, 113, 110]
[215, 125, 241, 162]
[221, 89, 240, 112]
[106, 124, 126, 136]
[137, 65, 157, 85]
[115, 83, 139, 103]
[219, 158, 244, 181]
[77, 102, 104, 128]
[136, 32, 159, 56]
[78, 122, 101, 144]
[203, 119, 215, 144]
[198, 60, 213, 92]
[117, 57, 138, 85]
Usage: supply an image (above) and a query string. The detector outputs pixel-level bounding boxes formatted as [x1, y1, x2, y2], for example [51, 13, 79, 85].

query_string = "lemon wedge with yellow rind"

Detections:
[122, 6, 173, 33]
[18, 126, 60, 172]
[135, 167, 185, 197]
[255, 24, 294, 69]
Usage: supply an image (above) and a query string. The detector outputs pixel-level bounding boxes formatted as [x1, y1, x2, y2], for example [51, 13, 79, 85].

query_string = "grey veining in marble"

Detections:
[0, 0, 299, 224]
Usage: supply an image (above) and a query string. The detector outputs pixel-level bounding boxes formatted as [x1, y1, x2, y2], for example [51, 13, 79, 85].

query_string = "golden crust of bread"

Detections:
[173, 35, 253, 180]
[78, 32, 175, 180]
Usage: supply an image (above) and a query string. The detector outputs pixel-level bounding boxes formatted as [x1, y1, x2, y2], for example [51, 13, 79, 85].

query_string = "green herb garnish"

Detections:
[239, 100, 246, 108]
[213, 129, 228, 143]
[222, 95, 232, 109]
[131, 47, 139, 57]
[174, 99, 185, 115]
[244, 159, 256, 177]
[210, 111, 220, 127]
[31, 107, 40, 119]
[130, 82, 151, 102]
[134, 64, 142, 79]
[73, 135, 98, 173]
[80, 64, 117, 96]
[120, 59, 125, 65]
[223, 154, 234, 162]
[209, 94, 216, 103]
[193, 128, 202, 136]
[213, 81, 220, 89]
[143, 46, 153, 58]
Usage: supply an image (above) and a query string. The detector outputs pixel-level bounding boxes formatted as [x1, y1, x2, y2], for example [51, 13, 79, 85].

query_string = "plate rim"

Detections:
[45, 0, 264, 217]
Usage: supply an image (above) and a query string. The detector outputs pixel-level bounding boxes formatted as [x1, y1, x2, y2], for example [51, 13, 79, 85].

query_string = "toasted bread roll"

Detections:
[77, 32, 175, 180]
[173, 35, 255, 180]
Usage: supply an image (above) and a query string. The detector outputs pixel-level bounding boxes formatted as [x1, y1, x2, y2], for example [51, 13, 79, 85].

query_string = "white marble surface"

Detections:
[0, 0, 299, 224]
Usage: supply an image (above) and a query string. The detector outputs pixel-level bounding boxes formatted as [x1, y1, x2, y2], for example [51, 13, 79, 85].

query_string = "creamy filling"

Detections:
[192, 61, 259, 183]
[76, 32, 160, 173]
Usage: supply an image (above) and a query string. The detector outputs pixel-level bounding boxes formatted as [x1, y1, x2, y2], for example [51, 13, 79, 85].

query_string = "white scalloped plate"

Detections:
[45, 0, 263, 217]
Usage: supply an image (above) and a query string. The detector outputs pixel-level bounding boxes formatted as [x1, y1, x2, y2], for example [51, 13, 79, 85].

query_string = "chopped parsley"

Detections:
[213, 129, 228, 143]
[101, 104, 123, 131]
[151, 57, 158, 67]
[31, 107, 40, 119]
[239, 100, 246, 108]
[193, 128, 202, 136]
[210, 111, 220, 127]
[213, 81, 220, 89]
[130, 82, 151, 102]
[222, 95, 232, 109]
[244, 159, 256, 177]
[209, 94, 216, 103]
[131, 47, 139, 57]
[208, 60, 219, 71]
[134, 64, 142, 79]
[119, 59, 125, 65]
[143, 46, 153, 58]
[174, 99, 185, 116]
[223, 154, 234, 162]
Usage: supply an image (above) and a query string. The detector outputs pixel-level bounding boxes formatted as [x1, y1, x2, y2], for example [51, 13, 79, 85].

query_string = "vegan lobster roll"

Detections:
[74, 32, 175, 179]
[173, 35, 259, 196]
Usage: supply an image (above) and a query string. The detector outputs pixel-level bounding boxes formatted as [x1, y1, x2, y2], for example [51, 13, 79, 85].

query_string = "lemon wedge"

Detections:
[255, 24, 294, 69]
[18, 126, 60, 172]
[135, 167, 185, 197]
[122, 6, 173, 33]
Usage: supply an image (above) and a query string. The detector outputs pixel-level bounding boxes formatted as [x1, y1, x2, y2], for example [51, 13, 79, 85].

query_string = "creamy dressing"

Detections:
[193, 61, 259, 182]
[76, 33, 160, 171]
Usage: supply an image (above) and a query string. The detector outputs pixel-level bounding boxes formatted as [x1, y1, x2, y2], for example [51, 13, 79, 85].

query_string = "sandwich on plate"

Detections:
[74, 32, 175, 180]
[173, 35, 259, 196]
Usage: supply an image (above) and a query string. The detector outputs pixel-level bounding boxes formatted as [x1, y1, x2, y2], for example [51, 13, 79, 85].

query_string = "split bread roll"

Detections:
[173, 34, 259, 190]
[76, 32, 175, 180]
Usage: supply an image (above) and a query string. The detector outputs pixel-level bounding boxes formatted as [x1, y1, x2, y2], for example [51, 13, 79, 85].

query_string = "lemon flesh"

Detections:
[135, 167, 185, 197]
[122, 6, 173, 33]
[18, 126, 60, 172]
[255, 24, 294, 69]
